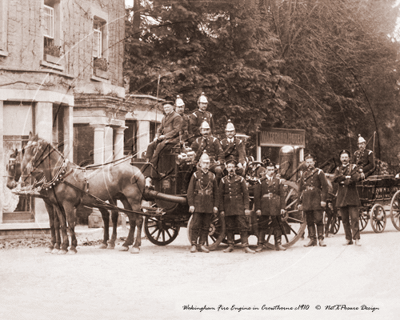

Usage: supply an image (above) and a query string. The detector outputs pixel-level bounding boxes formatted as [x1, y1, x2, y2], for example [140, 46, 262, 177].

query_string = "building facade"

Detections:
[0, 0, 131, 231]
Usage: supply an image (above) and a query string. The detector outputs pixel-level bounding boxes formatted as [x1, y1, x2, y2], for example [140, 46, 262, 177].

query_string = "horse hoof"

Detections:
[119, 246, 129, 252]
[45, 247, 53, 253]
[58, 250, 68, 255]
[107, 245, 115, 249]
[68, 249, 77, 255]
[130, 247, 140, 254]
[98, 243, 108, 249]
[51, 248, 60, 254]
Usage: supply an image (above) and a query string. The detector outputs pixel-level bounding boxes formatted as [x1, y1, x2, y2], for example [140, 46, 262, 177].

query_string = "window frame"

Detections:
[93, 28, 102, 58]
[43, 4, 55, 39]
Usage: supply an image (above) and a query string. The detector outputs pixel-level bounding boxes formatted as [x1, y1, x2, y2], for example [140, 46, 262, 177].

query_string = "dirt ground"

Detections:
[1, 223, 400, 320]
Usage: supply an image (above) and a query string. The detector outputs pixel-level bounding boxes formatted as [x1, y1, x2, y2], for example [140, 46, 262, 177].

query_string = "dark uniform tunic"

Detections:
[299, 168, 328, 211]
[220, 137, 246, 176]
[189, 110, 214, 140]
[219, 174, 250, 244]
[298, 167, 329, 241]
[254, 176, 286, 241]
[254, 176, 285, 216]
[191, 136, 224, 181]
[146, 111, 183, 166]
[219, 174, 249, 216]
[333, 164, 361, 241]
[220, 137, 246, 166]
[333, 164, 361, 208]
[352, 149, 374, 178]
[187, 169, 219, 245]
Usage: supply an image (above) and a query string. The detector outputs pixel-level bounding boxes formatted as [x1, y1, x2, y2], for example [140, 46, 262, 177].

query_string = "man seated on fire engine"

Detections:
[220, 120, 246, 176]
[189, 92, 214, 140]
[351, 134, 374, 179]
[145, 101, 183, 168]
[190, 120, 224, 183]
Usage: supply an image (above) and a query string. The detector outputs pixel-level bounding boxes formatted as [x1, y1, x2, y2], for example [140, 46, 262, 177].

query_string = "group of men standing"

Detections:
[145, 93, 288, 253]
[299, 135, 374, 247]
[144, 91, 375, 252]
[187, 152, 288, 254]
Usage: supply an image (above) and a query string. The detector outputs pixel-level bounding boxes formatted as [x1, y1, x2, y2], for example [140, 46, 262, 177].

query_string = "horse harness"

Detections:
[23, 139, 161, 217]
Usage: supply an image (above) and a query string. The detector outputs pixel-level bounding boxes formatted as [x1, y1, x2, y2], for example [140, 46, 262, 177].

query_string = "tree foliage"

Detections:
[125, 0, 400, 164]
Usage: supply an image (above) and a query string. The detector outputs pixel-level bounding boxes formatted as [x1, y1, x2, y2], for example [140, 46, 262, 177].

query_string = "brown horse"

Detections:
[20, 133, 145, 254]
[6, 149, 63, 254]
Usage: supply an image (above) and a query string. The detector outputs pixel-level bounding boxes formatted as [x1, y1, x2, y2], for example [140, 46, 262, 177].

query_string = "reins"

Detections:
[21, 138, 161, 218]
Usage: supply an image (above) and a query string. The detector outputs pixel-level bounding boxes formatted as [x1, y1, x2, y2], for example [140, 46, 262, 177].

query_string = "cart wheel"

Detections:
[144, 216, 180, 246]
[262, 180, 306, 250]
[390, 190, 400, 231]
[369, 204, 386, 233]
[187, 212, 226, 251]
[333, 215, 340, 234]
[359, 209, 369, 231]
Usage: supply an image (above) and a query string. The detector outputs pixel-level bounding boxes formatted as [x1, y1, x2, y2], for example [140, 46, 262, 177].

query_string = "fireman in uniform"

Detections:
[254, 161, 287, 252]
[189, 92, 214, 140]
[187, 152, 219, 253]
[352, 134, 374, 179]
[175, 95, 191, 143]
[219, 159, 255, 253]
[299, 154, 329, 247]
[334, 150, 362, 246]
[220, 120, 246, 176]
[145, 102, 183, 168]
[190, 121, 224, 183]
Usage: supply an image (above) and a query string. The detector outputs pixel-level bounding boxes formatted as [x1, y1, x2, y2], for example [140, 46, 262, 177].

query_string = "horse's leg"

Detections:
[98, 208, 110, 249]
[63, 201, 78, 254]
[119, 199, 134, 251]
[44, 201, 55, 253]
[107, 198, 119, 249]
[52, 205, 61, 253]
[130, 203, 143, 254]
[56, 204, 69, 255]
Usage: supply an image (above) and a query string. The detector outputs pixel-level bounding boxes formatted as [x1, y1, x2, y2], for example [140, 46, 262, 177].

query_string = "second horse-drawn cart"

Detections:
[329, 174, 400, 234]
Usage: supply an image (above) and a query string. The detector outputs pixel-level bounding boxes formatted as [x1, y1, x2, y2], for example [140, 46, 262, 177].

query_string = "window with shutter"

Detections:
[44, 5, 54, 39]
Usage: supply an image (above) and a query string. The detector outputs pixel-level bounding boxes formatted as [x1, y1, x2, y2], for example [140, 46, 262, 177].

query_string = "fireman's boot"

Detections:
[255, 231, 266, 252]
[275, 235, 286, 251]
[223, 232, 235, 253]
[304, 225, 317, 247]
[242, 232, 255, 254]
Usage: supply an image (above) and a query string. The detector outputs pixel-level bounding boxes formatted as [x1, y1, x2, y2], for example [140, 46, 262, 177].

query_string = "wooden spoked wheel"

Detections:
[369, 204, 386, 233]
[333, 215, 340, 234]
[390, 190, 400, 231]
[144, 216, 180, 246]
[359, 209, 369, 232]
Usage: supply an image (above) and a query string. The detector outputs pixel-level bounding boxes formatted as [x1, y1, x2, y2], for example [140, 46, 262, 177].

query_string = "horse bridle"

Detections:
[22, 139, 67, 184]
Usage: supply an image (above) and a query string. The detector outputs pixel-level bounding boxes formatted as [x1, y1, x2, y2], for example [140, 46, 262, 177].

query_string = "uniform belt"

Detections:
[262, 193, 277, 199]
[305, 186, 315, 191]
